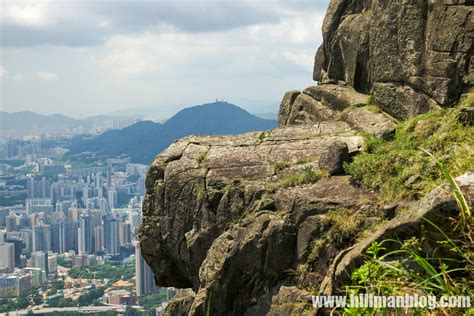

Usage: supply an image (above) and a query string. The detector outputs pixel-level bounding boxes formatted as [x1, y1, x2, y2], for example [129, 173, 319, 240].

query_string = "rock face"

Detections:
[314, 0, 474, 119]
[139, 120, 389, 314]
[277, 84, 397, 139]
[138, 1, 473, 315]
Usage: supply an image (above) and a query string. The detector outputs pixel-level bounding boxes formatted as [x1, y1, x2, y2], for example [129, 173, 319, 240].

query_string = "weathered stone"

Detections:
[139, 126, 366, 292]
[285, 93, 336, 126]
[189, 212, 296, 315]
[303, 84, 369, 111]
[245, 285, 314, 316]
[278, 90, 301, 127]
[163, 289, 196, 316]
[314, 0, 474, 119]
[371, 82, 441, 119]
[318, 141, 349, 175]
[341, 106, 397, 140]
[139, 125, 378, 314]
[139, 1, 473, 314]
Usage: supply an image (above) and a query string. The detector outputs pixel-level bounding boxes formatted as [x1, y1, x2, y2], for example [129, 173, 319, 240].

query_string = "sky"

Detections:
[0, 0, 329, 118]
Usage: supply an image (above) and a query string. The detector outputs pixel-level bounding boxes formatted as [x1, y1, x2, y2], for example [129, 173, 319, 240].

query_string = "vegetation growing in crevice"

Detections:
[272, 161, 291, 174]
[344, 152, 473, 315]
[196, 146, 211, 167]
[343, 99, 474, 202]
[267, 166, 328, 191]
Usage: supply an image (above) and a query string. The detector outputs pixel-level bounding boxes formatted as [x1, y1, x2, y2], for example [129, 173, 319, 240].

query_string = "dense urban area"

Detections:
[0, 121, 176, 316]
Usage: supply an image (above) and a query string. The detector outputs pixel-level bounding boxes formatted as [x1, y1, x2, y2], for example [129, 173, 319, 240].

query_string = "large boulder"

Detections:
[314, 0, 474, 119]
[139, 125, 383, 315]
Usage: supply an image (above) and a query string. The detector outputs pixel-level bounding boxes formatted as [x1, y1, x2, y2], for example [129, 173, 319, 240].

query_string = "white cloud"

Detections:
[94, 10, 324, 79]
[0, 66, 7, 77]
[37, 71, 58, 81]
[14, 73, 25, 81]
[283, 51, 315, 69]
[3, 1, 55, 28]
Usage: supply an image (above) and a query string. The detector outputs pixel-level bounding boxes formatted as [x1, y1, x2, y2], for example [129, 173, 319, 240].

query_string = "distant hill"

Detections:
[67, 102, 277, 164]
[0, 111, 122, 136]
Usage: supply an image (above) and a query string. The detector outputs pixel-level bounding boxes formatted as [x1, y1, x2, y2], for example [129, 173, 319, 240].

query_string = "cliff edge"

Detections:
[139, 1, 473, 315]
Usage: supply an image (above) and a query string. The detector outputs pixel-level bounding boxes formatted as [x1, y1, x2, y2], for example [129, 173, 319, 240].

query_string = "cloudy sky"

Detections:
[0, 0, 329, 118]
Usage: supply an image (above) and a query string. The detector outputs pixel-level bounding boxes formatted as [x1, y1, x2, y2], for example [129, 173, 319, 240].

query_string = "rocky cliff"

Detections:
[139, 1, 473, 315]
[314, 0, 473, 119]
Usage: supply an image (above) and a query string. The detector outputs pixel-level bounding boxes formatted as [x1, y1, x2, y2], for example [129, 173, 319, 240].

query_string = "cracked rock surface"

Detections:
[314, 0, 473, 119]
[138, 1, 473, 314]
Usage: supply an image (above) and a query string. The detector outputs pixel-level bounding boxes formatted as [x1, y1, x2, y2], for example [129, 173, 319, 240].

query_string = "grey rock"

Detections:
[139, 127, 377, 315]
[314, 0, 474, 119]
[303, 84, 369, 112]
[341, 106, 397, 140]
[278, 90, 301, 127]
[285, 93, 336, 126]
[318, 141, 349, 175]
[163, 289, 196, 316]
[245, 285, 313, 316]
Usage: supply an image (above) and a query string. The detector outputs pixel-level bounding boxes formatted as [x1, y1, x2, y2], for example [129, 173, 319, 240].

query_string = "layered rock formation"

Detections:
[314, 0, 474, 119]
[139, 0, 473, 315]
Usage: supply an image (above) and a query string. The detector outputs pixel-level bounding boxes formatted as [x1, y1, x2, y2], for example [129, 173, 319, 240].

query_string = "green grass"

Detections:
[272, 161, 291, 174]
[344, 150, 474, 315]
[258, 132, 268, 141]
[196, 148, 210, 166]
[343, 99, 474, 202]
[268, 166, 327, 191]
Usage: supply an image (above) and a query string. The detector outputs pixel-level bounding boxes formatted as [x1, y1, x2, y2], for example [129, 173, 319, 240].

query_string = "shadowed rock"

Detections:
[314, 0, 473, 119]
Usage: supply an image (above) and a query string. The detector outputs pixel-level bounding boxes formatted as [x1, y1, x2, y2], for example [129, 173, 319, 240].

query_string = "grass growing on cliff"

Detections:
[272, 161, 291, 174]
[343, 99, 474, 202]
[268, 166, 328, 191]
[344, 154, 474, 315]
[306, 208, 385, 263]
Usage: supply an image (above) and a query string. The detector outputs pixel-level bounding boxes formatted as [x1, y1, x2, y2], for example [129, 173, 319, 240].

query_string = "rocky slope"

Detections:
[139, 1, 473, 315]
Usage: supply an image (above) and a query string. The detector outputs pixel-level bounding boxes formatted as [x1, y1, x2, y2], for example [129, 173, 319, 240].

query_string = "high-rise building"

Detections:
[47, 253, 57, 274]
[18, 214, 29, 230]
[104, 216, 120, 256]
[31, 251, 48, 275]
[4, 238, 22, 267]
[119, 222, 131, 245]
[5, 214, 17, 232]
[26, 199, 53, 214]
[107, 189, 117, 210]
[19, 229, 32, 253]
[94, 226, 104, 253]
[135, 242, 158, 296]
[69, 207, 82, 222]
[90, 210, 103, 228]
[129, 211, 141, 239]
[99, 198, 109, 213]
[32, 223, 51, 252]
[51, 221, 66, 254]
[0, 243, 15, 273]
[78, 213, 93, 254]
[0, 208, 7, 227]
[106, 163, 112, 188]
[27, 177, 35, 199]
[64, 220, 79, 253]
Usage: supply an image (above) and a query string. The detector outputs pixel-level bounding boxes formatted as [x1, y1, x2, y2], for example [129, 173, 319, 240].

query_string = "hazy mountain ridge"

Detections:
[66, 102, 277, 164]
[0, 110, 124, 136]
